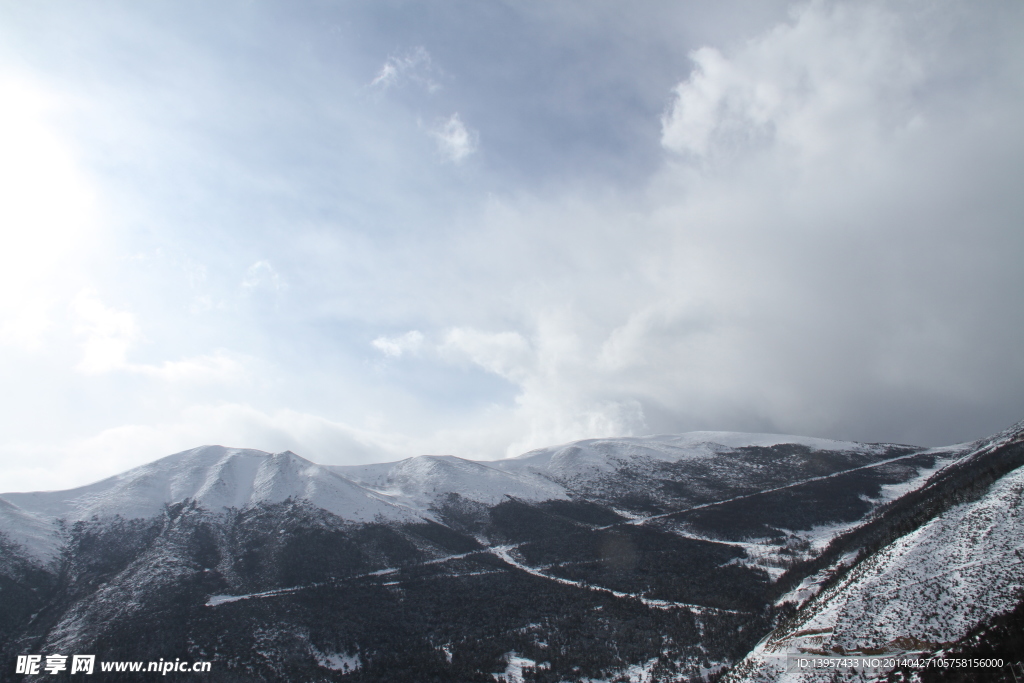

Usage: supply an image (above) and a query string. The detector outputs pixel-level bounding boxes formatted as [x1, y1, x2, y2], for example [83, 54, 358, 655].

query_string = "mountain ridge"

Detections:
[0, 423, 1020, 682]
[0, 430, 932, 566]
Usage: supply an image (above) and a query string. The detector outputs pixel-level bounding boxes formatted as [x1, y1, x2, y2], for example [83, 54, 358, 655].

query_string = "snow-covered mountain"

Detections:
[504, 431, 895, 471]
[727, 420, 1024, 682]
[0, 431, 929, 566]
[0, 423, 1020, 683]
[733, 465, 1024, 681]
[0, 446, 428, 563]
[330, 453, 568, 509]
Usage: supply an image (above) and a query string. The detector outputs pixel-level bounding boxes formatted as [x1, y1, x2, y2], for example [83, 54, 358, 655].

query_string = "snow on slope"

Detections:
[0, 430, 933, 565]
[0, 446, 424, 562]
[493, 433, 891, 485]
[329, 431, 890, 507]
[330, 454, 568, 508]
[730, 462, 1024, 682]
[0, 496, 63, 563]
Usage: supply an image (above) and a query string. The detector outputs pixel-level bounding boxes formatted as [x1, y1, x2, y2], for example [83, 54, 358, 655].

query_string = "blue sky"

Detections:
[2, 0, 1023, 492]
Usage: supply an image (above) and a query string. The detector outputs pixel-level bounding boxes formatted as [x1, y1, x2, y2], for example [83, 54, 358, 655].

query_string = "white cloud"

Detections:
[242, 260, 287, 292]
[370, 62, 398, 89]
[369, 46, 440, 93]
[662, 2, 922, 162]
[437, 324, 647, 455]
[0, 73, 97, 350]
[430, 113, 478, 163]
[71, 290, 140, 374]
[71, 290, 249, 383]
[440, 328, 531, 381]
[132, 351, 249, 384]
[412, 0, 1024, 450]
[2, 0, 1022, 495]
[371, 330, 424, 358]
[506, 394, 647, 458]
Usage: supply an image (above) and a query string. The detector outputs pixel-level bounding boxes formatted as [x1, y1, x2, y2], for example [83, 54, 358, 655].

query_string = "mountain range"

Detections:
[2, 421, 1022, 682]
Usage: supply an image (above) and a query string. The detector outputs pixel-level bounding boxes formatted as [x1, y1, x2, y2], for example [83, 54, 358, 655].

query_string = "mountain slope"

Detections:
[330, 454, 568, 509]
[726, 420, 1024, 682]
[0, 446, 425, 564]
[0, 426, 1016, 682]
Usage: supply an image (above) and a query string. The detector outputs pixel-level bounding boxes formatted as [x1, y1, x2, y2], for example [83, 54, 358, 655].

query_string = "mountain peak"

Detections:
[0, 445, 424, 560]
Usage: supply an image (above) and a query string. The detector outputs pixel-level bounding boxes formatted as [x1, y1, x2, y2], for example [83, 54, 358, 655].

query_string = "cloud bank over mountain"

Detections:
[0, 0, 1022, 490]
